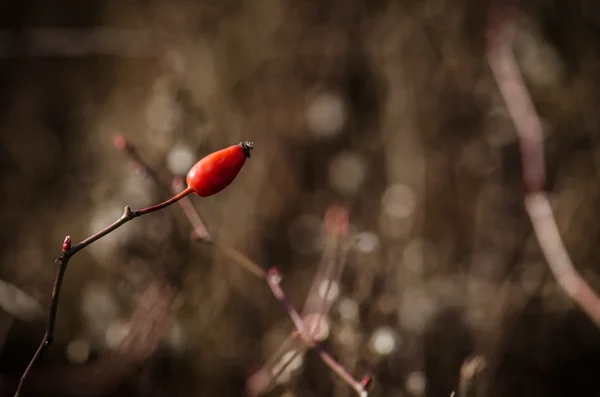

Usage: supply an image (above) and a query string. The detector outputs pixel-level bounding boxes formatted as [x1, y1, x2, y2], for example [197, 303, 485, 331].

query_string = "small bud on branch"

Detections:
[61, 236, 71, 252]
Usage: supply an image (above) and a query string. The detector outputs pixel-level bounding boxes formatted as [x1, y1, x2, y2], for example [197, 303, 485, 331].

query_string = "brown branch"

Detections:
[15, 279, 176, 397]
[486, 1, 600, 326]
[456, 355, 487, 397]
[14, 187, 193, 396]
[266, 267, 370, 397]
[247, 204, 356, 396]
[114, 136, 371, 397]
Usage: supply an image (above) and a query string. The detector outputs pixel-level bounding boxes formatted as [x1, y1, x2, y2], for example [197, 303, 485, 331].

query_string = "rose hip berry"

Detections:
[186, 141, 253, 197]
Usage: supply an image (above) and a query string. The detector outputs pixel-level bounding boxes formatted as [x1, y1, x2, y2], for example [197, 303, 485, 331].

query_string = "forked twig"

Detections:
[247, 204, 360, 396]
[266, 267, 371, 397]
[14, 186, 194, 396]
[114, 136, 371, 396]
[486, 0, 600, 326]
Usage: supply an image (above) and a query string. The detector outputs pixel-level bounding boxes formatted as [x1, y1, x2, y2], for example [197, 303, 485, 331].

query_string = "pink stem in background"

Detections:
[266, 267, 369, 397]
[304, 204, 351, 338]
[248, 204, 365, 396]
[486, 1, 600, 327]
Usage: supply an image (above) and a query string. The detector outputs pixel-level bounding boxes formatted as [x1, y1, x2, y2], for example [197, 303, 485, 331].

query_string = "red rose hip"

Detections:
[186, 141, 253, 197]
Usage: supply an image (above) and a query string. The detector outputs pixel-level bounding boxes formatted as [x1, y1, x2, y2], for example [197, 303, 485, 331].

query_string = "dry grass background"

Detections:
[1, 0, 600, 396]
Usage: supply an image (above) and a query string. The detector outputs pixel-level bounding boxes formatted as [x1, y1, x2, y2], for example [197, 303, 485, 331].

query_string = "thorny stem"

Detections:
[114, 135, 369, 396]
[487, 0, 600, 327]
[14, 188, 194, 397]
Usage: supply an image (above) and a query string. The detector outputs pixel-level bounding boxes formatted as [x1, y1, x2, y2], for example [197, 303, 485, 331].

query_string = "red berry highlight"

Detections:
[186, 141, 253, 197]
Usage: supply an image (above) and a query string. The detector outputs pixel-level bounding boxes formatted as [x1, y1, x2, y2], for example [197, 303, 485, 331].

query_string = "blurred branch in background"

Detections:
[456, 355, 486, 397]
[0, 280, 43, 324]
[247, 204, 356, 396]
[247, 204, 371, 397]
[487, 0, 600, 327]
[0, 29, 166, 58]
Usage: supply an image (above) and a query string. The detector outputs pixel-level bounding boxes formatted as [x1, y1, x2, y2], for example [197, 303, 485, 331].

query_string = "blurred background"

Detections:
[1, 1, 600, 396]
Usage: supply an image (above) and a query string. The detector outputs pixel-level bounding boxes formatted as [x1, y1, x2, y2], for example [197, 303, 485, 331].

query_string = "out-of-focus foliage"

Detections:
[1, 1, 600, 397]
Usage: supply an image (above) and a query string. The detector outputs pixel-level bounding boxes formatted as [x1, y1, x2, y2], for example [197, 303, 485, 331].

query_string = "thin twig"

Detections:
[114, 136, 370, 396]
[14, 188, 194, 396]
[486, 1, 600, 326]
[171, 177, 267, 278]
[266, 267, 369, 397]
[255, 205, 353, 393]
